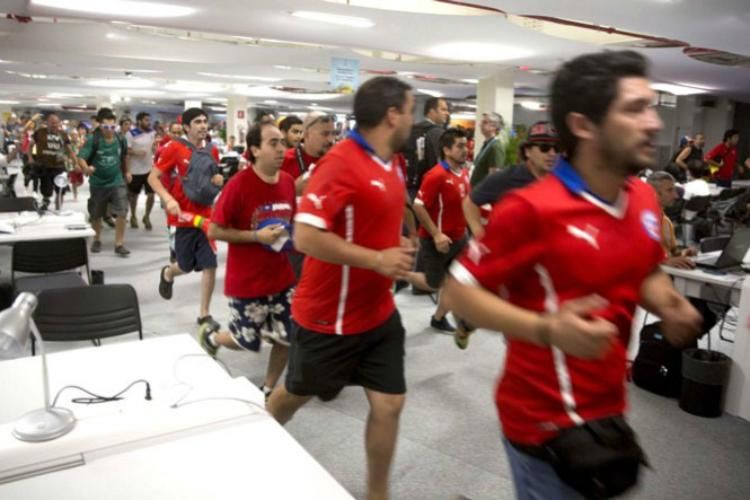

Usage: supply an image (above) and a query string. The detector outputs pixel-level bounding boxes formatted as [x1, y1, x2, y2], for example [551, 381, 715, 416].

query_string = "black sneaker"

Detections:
[90, 240, 102, 253]
[114, 245, 130, 257]
[158, 265, 173, 300]
[430, 315, 455, 333]
[103, 216, 115, 228]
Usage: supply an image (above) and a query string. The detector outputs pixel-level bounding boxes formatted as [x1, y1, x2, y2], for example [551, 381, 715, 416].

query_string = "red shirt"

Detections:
[293, 136, 405, 335]
[415, 162, 470, 241]
[705, 143, 738, 181]
[211, 167, 296, 298]
[154, 139, 220, 227]
[451, 159, 664, 445]
[281, 145, 318, 180]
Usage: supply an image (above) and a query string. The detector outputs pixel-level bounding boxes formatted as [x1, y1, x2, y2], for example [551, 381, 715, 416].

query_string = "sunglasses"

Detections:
[531, 143, 558, 153]
[100, 124, 116, 130]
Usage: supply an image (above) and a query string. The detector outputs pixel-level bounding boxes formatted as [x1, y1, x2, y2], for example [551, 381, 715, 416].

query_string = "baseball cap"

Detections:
[526, 121, 558, 143]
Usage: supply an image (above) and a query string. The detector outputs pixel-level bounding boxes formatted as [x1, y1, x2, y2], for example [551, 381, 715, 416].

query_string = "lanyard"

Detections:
[294, 145, 309, 176]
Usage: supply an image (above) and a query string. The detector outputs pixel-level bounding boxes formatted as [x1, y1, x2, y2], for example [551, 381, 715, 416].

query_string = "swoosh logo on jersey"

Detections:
[566, 224, 599, 250]
[306, 193, 327, 210]
[370, 180, 386, 191]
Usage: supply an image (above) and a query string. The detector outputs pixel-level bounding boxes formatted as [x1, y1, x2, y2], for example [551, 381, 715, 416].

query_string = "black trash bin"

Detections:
[679, 348, 732, 418]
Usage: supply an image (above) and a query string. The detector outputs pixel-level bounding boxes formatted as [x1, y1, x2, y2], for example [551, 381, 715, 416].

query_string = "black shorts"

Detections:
[420, 235, 468, 289]
[175, 227, 217, 272]
[285, 310, 406, 401]
[38, 167, 65, 199]
[127, 173, 154, 195]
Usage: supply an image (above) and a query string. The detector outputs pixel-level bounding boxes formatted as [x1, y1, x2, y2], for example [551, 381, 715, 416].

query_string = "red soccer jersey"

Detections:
[451, 159, 664, 445]
[705, 143, 737, 181]
[211, 167, 296, 298]
[154, 139, 220, 227]
[292, 135, 405, 335]
[415, 162, 470, 241]
[281, 145, 318, 180]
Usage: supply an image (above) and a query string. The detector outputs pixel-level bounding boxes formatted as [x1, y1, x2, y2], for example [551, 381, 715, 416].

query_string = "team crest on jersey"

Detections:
[641, 210, 660, 241]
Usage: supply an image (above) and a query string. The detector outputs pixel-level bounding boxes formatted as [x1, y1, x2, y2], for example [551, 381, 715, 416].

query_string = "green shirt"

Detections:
[78, 134, 125, 188]
[470, 136, 505, 187]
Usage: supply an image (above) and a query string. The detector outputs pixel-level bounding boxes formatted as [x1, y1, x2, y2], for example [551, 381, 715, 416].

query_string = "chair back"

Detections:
[12, 237, 90, 281]
[0, 197, 36, 212]
[33, 284, 143, 344]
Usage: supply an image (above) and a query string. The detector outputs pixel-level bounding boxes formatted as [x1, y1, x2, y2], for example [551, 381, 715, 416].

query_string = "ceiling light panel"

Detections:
[87, 78, 155, 88]
[291, 11, 374, 28]
[427, 42, 532, 63]
[31, 0, 196, 18]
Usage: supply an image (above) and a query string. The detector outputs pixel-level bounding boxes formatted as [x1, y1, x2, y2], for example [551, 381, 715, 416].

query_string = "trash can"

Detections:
[679, 348, 732, 418]
[91, 270, 105, 285]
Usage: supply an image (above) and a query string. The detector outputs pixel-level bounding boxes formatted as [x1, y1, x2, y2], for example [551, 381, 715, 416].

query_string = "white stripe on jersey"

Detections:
[534, 264, 585, 426]
[335, 205, 354, 335]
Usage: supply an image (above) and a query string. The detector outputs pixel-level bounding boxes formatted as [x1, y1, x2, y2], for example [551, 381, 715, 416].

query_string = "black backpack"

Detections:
[403, 121, 440, 190]
[632, 321, 696, 397]
[81, 129, 127, 167]
[177, 138, 221, 206]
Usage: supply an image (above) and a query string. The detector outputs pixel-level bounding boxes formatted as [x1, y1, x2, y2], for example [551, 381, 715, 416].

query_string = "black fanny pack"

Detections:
[513, 416, 648, 499]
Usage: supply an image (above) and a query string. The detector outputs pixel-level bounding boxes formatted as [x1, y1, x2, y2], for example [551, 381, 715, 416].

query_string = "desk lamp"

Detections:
[0, 293, 75, 441]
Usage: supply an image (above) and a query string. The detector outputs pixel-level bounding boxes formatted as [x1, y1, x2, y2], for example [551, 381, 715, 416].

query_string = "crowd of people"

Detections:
[3, 48, 749, 499]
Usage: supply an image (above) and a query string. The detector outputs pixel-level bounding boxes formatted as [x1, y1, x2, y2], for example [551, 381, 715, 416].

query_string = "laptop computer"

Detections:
[694, 227, 750, 270]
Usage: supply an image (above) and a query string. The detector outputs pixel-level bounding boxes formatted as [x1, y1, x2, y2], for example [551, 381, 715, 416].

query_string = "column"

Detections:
[184, 100, 202, 110]
[474, 69, 515, 155]
[226, 95, 248, 146]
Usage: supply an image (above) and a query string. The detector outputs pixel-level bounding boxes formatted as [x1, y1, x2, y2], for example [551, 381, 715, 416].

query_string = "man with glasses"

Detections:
[77, 107, 131, 256]
[464, 121, 559, 240]
[280, 111, 335, 195]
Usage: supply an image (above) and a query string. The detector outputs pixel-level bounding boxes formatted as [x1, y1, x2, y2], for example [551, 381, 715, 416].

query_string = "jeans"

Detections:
[503, 438, 581, 500]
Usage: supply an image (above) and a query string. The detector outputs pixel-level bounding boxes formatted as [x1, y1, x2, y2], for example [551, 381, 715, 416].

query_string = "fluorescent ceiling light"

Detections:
[197, 72, 280, 82]
[0, 100, 20, 104]
[291, 11, 374, 28]
[87, 78, 155, 89]
[31, 0, 195, 18]
[450, 113, 476, 121]
[427, 42, 532, 63]
[650, 82, 709, 96]
[264, 100, 279, 105]
[235, 86, 342, 101]
[518, 100, 546, 111]
[321, 0, 495, 16]
[108, 89, 166, 97]
[208, 106, 226, 112]
[417, 88, 444, 98]
[307, 105, 333, 111]
[274, 65, 293, 71]
[461, 78, 479, 84]
[164, 81, 226, 93]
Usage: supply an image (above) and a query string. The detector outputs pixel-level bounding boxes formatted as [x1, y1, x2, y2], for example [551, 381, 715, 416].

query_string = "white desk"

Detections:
[0, 334, 353, 500]
[0, 211, 94, 244]
[663, 265, 750, 421]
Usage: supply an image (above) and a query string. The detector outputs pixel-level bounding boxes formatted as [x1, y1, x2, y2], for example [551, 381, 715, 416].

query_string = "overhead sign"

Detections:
[330, 57, 360, 94]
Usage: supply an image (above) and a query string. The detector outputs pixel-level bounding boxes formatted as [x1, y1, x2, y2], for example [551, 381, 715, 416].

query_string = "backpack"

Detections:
[81, 129, 127, 167]
[177, 138, 221, 206]
[403, 121, 440, 190]
[632, 321, 696, 397]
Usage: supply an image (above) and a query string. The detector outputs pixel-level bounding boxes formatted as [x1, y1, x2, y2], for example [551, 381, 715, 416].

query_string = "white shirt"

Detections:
[682, 179, 711, 200]
[126, 128, 156, 175]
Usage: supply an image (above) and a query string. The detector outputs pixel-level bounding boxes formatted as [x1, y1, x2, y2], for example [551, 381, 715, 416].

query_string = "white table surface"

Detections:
[0, 211, 94, 243]
[0, 334, 353, 500]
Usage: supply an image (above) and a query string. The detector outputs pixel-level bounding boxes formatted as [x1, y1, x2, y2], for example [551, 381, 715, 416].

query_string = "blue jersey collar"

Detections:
[348, 129, 376, 156]
[439, 160, 451, 171]
[552, 157, 613, 206]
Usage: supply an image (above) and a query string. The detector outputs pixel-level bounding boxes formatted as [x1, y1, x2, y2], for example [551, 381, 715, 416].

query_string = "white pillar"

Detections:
[474, 69, 515, 152]
[226, 95, 248, 147]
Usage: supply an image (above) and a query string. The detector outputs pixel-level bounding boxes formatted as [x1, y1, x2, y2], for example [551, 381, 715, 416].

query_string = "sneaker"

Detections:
[430, 315, 455, 333]
[103, 216, 115, 228]
[142, 215, 152, 231]
[158, 265, 173, 300]
[453, 315, 475, 350]
[197, 315, 221, 331]
[198, 322, 220, 358]
[130, 215, 138, 229]
[90, 240, 102, 253]
[114, 245, 131, 257]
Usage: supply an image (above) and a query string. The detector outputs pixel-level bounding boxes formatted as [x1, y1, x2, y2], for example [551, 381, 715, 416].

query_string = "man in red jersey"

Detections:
[280, 111, 335, 194]
[202, 122, 295, 399]
[705, 129, 750, 188]
[404, 128, 470, 336]
[444, 51, 702, 499]
[149, 108, 223, 331]
[267, 77, 415, 500]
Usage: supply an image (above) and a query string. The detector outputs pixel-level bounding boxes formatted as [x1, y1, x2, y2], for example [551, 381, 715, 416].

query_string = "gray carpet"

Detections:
[3, 182, 750, 499]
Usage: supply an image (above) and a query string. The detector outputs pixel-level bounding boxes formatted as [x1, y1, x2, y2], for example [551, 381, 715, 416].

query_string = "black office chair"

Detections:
[699, 235, 731, 253]
[0, 196, 36, 212]
[12, 237, 90, 295]
[31, 284, 143, 355]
